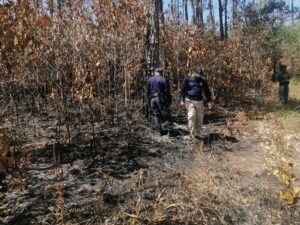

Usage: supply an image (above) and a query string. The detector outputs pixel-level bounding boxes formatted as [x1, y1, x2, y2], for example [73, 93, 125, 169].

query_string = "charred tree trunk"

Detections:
[144, 0, 161, 73]
[146, 0, 161, 68]
[195, 0, 199, 24]
[218, 0, 224, 39]
[183, 0, 188, 22]
[143, 0, 161, 118]
[199, 0, 204, 27]
[194, 0, 203, 27]
[224, 0, 228, 38]
[196, 0, 204, 27]
[191, 0, 196, 24]
[177, 0, 180, 23]
[232, 0, 238, 27]
[153, 0, 160, 66]
[208, 0, 215, 30]
[170, 0, 180, 23]
[158, 0, 164, 24]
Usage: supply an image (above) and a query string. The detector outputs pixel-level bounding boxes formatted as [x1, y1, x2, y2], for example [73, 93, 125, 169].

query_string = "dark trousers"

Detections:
[279, 83, 289, 105]
[150, 96, 172, 130]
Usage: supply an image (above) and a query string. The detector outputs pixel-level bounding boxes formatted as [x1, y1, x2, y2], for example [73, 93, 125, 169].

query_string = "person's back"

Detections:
[147, 68, 172, 135]
[276, 64, 289, 105]
[147, 75, 167, 97]
[276, 69, 289, 84]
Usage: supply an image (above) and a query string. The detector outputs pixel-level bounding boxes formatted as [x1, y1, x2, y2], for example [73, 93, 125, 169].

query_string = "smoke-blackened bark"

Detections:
[218, 0, 224, 39]
[224, 0, 228, 38]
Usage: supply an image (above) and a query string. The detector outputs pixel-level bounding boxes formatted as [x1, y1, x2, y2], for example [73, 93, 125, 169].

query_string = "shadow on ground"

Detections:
[201, 133, 238, 145]
[172, 112, 228, 125]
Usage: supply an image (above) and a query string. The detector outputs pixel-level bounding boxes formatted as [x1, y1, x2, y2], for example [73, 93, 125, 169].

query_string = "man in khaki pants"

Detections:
[181, 67, 212, 137]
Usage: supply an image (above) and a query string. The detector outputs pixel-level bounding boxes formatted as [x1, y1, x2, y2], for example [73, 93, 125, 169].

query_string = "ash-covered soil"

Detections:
[0, 105, 299, 225]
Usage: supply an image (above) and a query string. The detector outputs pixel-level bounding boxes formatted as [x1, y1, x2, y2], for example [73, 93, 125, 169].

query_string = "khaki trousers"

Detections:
[186, 99, 204, 135]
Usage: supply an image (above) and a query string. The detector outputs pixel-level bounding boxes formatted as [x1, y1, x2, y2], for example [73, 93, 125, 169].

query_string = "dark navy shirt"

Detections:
[147, 75, 171, 103]
[181, 76, 212, 102]
[147, 76, 169, 96]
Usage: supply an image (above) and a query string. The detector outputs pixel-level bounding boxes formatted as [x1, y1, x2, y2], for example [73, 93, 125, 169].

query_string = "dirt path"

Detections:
[189, 115, 300, 225]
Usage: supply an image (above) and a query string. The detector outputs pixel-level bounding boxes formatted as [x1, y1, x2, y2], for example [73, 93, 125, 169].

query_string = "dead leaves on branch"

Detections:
[36, 16, 52, 28]
[0, 0, 147, 109]
[1, 0, 275, 108]
[161, 26, 273, 103]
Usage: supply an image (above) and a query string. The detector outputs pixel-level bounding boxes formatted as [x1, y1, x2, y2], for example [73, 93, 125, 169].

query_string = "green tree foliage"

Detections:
[275, 23, 300, 52]
[241, 0, 299, 78]
[274, 23, 300, 74]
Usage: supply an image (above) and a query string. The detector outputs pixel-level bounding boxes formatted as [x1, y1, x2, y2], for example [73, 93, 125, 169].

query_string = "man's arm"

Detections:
[286, 71, 291, 81]
[181, 77, 188, 102]
[180, 77, 189, 107]
[147, 79, 151, 97]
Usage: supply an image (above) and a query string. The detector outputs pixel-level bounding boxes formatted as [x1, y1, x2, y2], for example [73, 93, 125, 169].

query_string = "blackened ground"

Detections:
[0, 106, 299, 225]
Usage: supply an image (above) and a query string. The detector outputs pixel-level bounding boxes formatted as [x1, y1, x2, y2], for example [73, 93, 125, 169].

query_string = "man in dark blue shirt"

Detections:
[147, 68, 172, 134]
[181, 67, 212, 136]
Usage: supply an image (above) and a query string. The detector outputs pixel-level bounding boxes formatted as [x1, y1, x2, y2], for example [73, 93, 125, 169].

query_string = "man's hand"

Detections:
[208, 102, 213, 110]
[180, 101, 186, 107]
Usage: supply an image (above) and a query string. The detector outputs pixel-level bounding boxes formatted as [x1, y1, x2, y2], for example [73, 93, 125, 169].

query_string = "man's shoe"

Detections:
[0, 183, 7, 192]
[154, 128, 163, 136]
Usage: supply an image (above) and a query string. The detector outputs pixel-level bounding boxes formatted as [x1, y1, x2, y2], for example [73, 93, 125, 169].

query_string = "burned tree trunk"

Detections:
[232, 0, 238, 27]
[158, 0, 164, 24]
[224, 0, 228, 38]
[191, 0, 196, 24]
[183, 0, 188, 22]
[143, 0, 161, 117]
[144, 0, 161, 73]
[208, 0, 215, 31]
[146, 0, 160, 70]
[195, 0, 204, 27]
[218, 0, 225, 39]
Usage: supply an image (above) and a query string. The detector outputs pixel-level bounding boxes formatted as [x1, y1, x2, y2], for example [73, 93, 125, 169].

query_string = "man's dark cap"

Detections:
[154, 67, 163, 73]
[194, 66, 204, 76]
